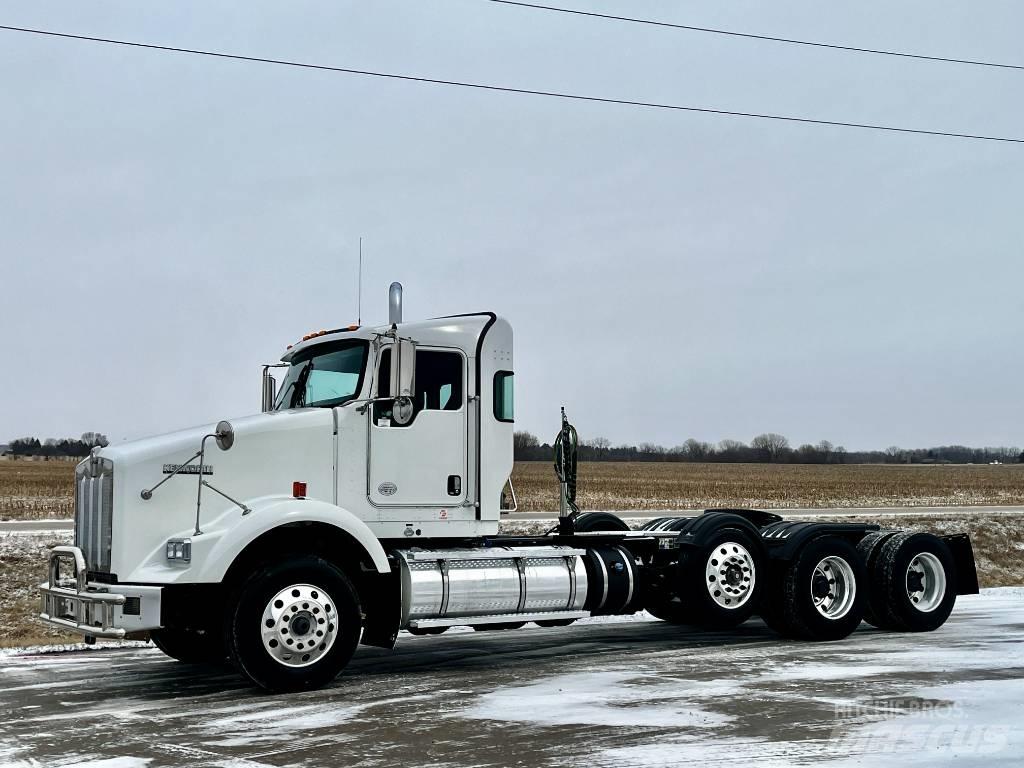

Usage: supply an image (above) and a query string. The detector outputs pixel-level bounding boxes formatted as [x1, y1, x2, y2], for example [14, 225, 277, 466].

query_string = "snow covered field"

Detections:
[0, 589, 1021, 767]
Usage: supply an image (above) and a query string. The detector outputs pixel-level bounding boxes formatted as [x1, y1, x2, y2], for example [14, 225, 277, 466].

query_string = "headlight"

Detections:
[165, 538, 192, 563]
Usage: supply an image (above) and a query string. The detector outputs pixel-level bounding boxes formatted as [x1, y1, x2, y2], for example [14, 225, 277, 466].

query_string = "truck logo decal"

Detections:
[377, 481, 398, 496]
[163, 464, 213, 475]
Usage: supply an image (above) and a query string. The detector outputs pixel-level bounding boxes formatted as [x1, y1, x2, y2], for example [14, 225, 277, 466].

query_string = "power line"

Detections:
[1, 24, 1021, 145]
[488, 0, 1024, 72]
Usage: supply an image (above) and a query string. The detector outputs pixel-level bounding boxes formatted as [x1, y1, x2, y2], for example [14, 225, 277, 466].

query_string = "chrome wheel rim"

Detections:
[811, 556, 856, 619]
[705, 541, 756, 609]
[906, 552, 946, 612]
[261, 584, 337, 667]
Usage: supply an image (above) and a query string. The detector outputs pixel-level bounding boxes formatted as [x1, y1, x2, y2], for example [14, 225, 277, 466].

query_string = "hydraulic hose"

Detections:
[553, 407, 580, 534]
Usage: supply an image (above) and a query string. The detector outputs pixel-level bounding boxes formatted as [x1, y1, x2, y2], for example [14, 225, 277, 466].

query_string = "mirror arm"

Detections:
[349, 396, 398, 415]
[140, 449, 203, 500]
[201, 480, 252, 516]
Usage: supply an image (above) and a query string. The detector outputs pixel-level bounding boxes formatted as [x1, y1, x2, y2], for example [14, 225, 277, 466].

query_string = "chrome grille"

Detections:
[74, 457, 114, 573]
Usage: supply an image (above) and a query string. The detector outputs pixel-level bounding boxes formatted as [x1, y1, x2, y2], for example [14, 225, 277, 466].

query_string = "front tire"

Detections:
[151, 626, 226, 664]
[226, 555, 361, 692]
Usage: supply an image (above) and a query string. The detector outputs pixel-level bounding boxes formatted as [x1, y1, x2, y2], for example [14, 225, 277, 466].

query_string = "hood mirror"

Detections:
[215, 420, 235, 451]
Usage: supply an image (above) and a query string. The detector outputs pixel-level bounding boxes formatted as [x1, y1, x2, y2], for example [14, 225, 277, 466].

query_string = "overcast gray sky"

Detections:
[2, 0, 1022, 451]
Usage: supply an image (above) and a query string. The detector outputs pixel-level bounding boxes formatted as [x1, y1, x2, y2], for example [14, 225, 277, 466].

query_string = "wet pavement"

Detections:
[1, 589, 1022, 767]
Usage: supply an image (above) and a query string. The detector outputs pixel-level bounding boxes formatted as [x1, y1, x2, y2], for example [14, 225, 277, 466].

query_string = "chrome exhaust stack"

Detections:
[389, 282, 403, 325]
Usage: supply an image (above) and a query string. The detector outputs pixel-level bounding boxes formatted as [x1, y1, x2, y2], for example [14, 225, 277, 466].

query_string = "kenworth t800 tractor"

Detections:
[40, 283, 978, 692]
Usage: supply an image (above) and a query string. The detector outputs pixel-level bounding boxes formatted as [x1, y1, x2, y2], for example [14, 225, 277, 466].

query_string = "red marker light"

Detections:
[293, 481, 307, 499]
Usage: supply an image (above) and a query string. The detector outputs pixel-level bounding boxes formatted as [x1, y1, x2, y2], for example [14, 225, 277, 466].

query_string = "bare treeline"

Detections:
[4, 433, 110, 459]
[514, 431, 1024, 465]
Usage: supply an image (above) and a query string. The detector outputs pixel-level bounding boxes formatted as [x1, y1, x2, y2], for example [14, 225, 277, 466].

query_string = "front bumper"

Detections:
[39, 546, 162, 639]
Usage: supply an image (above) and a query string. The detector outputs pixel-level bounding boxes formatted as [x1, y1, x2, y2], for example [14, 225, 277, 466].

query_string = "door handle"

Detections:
[447, 475, 462, 496]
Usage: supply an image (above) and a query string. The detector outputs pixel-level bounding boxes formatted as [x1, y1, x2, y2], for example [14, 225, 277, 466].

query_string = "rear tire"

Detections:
[679, 526, 764, 628]
[870, 532, 956, 632]
[151, 626, 226, 664]
[761, 535, 865, 641]
[856, 531, 897, 629]
[226, 555, 362, 692]
[644, 599, 689, 624]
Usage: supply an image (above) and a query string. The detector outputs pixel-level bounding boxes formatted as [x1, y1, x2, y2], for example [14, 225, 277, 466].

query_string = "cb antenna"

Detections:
[358, 237, 363, 326]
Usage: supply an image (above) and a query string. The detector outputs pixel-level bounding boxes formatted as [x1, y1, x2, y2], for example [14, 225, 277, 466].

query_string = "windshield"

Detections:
[274, 340, 368, 410]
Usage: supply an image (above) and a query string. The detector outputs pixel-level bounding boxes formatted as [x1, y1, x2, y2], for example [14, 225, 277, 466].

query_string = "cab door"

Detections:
[368, 346, 468, 508]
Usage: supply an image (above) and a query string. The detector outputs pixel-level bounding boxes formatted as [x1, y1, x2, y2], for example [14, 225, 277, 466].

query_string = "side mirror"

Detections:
[214, 420, 235, 451]
[389, 338, 416, 394]
[388, 337, 416, 425]
[262, 370, 277, 412]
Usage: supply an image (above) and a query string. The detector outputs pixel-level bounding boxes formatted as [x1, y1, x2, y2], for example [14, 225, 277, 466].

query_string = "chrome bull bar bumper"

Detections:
[39, 546, 127, 639]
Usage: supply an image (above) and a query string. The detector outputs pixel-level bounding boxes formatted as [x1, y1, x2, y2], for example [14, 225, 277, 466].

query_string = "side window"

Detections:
[374, 348, 463, 424]
[493, 371, 513, 422]
[416, 351, 463, 412]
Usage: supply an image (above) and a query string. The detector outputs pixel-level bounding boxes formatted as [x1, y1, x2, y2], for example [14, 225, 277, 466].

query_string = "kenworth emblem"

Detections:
[377, 481, 398, 496]
[163, 464, 213, 475]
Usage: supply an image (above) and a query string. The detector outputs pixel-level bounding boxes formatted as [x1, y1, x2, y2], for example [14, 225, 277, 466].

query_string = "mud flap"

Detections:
[942, 533, 979, 595]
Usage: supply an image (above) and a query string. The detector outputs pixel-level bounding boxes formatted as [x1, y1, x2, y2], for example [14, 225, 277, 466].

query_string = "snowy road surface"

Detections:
[1, 589, 1021, 768]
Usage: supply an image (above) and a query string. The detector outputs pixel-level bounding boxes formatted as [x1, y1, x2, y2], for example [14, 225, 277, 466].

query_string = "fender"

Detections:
[675, 511, 766, 552]
[189, 496, 391, 584]
[760, 520, 880, 561]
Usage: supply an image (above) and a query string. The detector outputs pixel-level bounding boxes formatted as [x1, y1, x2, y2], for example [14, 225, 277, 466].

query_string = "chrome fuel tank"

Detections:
[397, 546, 589, 626]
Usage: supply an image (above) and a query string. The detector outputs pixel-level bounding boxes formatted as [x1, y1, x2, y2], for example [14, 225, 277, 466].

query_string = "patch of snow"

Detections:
[755, 663, 908, 683]
[0, 641, 151, 658]
[463, 670, 735, 728]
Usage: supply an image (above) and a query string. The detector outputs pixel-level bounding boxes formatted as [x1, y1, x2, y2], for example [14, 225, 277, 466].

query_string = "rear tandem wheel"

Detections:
[646, 526, 764, 629]
[761, 535, 865, 641]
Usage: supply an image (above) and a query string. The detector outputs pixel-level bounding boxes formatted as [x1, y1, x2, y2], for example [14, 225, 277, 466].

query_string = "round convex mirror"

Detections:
[392, 397, 414, 426]
[215, 420, 235, 451]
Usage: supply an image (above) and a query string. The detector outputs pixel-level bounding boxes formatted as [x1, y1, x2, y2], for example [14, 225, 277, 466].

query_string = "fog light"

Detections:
[165, 538, 192, 562]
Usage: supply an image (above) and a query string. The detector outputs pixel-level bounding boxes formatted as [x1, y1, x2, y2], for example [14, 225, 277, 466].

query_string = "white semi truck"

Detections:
[40, 284, 978, 692]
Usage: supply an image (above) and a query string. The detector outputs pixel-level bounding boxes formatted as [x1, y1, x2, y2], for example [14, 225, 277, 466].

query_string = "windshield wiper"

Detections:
[275, 376, 298, 411]
[292, 360, 315, 408]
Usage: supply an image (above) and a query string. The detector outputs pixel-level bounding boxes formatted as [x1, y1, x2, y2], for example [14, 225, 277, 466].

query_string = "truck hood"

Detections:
[94, 408, 338, 581]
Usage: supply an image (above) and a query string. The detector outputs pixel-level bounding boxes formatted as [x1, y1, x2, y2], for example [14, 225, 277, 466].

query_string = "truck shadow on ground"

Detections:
[124, 619, 781, 702]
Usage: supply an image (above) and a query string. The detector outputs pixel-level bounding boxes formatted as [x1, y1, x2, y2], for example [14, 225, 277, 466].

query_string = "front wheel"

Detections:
[151, 626, 226, 664]
[226, 555, 362, 692]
